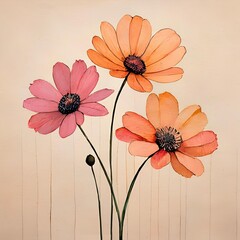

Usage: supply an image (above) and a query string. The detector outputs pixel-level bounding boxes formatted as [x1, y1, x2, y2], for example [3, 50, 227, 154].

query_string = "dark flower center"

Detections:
[123, 55, 146, 75]
[155, 127, 182, 152]
[58, 93, 80, 114]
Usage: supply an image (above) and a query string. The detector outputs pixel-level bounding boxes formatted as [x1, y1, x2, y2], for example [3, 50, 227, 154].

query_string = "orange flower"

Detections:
[87, 15, 186, 92]
[116, 92, 218, 178]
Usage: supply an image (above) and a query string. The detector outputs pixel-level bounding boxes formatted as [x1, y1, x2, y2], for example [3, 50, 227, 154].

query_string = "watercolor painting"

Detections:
[0, 1, 239, 240]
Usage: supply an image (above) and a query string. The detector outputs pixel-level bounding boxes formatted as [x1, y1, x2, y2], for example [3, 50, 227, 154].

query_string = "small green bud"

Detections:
[86, 154, 95, 166]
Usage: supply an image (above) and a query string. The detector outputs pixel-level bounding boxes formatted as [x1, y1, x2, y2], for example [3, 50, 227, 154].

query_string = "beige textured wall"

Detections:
[0, 0, 240, 239]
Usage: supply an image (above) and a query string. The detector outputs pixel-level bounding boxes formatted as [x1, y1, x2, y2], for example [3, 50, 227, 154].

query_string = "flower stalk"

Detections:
[78, 125, 122, 236]
[120, 152, 156, 237]
[109, 73, 129, 239]
[91, 166, 103, 240]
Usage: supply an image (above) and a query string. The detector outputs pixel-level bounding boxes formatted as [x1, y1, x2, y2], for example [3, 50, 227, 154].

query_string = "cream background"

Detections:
[0, 0, 240, 239]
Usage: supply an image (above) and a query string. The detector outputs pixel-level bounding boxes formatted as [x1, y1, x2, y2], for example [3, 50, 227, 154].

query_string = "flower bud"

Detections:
[86, 154, 95, 166]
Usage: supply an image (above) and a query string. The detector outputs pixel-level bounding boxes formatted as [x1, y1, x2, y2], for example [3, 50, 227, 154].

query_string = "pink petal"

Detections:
[28, 112, 62, 130]
[115, 127, 144, 142]
[59, 113, 77, 138]
[76, 66, 99, 100]
[179, 131, 218, 157]
[29, 112, 65, 135]
[75, 111, 84, 126]
[53, 62, 71, 95]
[71, 60, 87, 93]
[175, 151, 204, 176]
[81, 89, 114, 103]
[129, 141, 159, 157]
[79, 102, 108, 116]
[29, 79, 62, 102]
[179, 140, 218, 157]
[181, 131, 217, 147]
[23, 98, 58, 112]
[151, 150, 170, 170]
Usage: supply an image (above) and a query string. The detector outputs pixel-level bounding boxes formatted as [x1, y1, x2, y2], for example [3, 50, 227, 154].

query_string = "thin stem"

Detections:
[91, 166, 103, 240]
[78, 125, 122, 233]
[121, 152, 156, 236]
[50, 136, 53, 240]
[109, 73, 129, 240]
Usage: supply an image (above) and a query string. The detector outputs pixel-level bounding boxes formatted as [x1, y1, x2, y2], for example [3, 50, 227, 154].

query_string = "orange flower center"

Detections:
[155, 127, 182, 152]
[58, 93, 80, 114]
[123, 55, 146, 75]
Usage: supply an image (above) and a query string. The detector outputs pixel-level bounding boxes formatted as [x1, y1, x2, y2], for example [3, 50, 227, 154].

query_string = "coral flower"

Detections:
[87, 15, 186, 92]
[116, 92, 218, 177]
[23, 60, 114, 138]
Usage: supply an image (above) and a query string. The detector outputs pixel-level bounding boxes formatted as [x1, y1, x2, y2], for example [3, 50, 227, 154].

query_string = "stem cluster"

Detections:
[80, 74, 153, 240]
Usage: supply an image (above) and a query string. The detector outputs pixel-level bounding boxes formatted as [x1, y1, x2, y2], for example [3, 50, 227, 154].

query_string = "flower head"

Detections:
[23, 60, 114, 138]
[116, 92, 218, 178]
[87, 15, 186, 92]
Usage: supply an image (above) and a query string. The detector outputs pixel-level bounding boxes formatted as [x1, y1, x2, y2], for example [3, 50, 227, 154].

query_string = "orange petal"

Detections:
[116, 14, 132, 57]
[136, 75, 153, 92]
[151, 150, 170, 169]
[115, 127, 143, 143]
[110, 70, 128, 78]
[145, 32, 181, 66]
[135, 19, 152, 56]
[101, 21, 124, 60]
[175, 151, 204, 176]
[158, 92, 179, 127]
[129, 141, 159, 157]
[144, 72, 183, 83]
[146, 46, 186, 72]
[178, 112, 208, 140]
[87, 49, 125, 71]
[129, 16, 144, 55]
[174, 105, 201, 129]
[141, 28, 177, 61]
[127, 73, 153, 92]
[144, 67, 184, 83]
[92, 36, 124, 66]
[146, 93, 161, 129]
[179, 140, 218, 157]
[122, 111, 156, 142]
[170, 152, 193, 178]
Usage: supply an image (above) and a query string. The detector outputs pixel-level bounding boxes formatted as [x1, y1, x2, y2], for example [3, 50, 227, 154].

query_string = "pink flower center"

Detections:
[123, 55, 146, 75]
[58, 93, 80, 114]
[155, 127, 182, 152]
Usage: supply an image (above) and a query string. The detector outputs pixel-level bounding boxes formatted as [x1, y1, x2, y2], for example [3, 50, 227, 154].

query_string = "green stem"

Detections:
[91, 166, 103, 240]
[121, 152, 156, 236]
[109, 73, 129, 240]
[78, 125, 122, 234]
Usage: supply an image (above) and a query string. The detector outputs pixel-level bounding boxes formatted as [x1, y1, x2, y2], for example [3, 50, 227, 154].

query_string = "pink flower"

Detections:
[23, 60, 114, 138]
